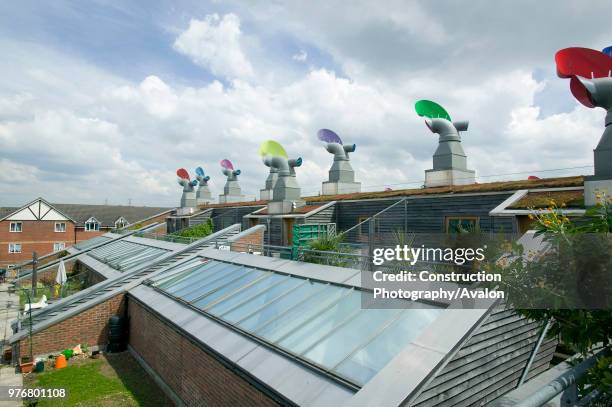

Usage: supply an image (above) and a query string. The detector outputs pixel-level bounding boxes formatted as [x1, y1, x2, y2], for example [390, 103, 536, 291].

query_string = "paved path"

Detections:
[0, 283, 22, 407]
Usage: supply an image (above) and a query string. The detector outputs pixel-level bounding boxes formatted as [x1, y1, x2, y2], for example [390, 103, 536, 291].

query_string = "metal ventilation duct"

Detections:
[556, 46, 612, 206]
[415, 100, 475, 187]
[318, 129, 361, 195]
[218, 159, 246, 204]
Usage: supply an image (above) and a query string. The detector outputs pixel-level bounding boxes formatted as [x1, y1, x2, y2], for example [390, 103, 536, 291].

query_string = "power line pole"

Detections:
[31, 251, 38, 298]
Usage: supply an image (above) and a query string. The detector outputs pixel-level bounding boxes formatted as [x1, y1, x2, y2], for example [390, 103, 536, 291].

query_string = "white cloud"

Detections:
[173, 14, 254, 80]
[0, 3, 609, 207]
[292, 50, 307, 62]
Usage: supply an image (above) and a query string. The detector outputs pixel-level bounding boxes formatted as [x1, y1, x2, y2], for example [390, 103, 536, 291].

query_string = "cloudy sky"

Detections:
[0, 1, 610, 207]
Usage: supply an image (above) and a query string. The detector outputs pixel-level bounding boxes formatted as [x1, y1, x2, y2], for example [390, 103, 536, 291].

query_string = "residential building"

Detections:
[0, 198, 171, 269]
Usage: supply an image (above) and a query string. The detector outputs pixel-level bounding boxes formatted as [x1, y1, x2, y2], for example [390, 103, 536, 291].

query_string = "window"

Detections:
[53, 242, 65, 252]
[8, 243, 22, 253]
[85, 217, 100, 232]
[55, 222, 66, 232]
[114, 217, 128, 229]
[446, 216, 479, 234]
[9, 222, 22, 232]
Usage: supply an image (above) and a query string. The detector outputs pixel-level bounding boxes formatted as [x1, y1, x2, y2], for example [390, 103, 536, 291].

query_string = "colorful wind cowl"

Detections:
[555, 47, 612, 108]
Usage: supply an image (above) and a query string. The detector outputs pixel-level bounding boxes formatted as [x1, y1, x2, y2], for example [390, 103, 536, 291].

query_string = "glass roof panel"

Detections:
[152, 259, 443, 388]
[206, 273, 288, 316]
[334, 308, 442, 385]
[221, 278, 305, 324]
[190, 269, 266, 308]
[88, 240, 169, 272]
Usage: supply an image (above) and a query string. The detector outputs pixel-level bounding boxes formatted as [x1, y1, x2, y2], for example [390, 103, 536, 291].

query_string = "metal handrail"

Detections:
[514, 347, 610, 407]
[341, 197, 408, 236]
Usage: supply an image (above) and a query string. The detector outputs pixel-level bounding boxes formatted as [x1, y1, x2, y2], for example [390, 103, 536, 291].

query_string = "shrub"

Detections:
[171, 219, 214, 239]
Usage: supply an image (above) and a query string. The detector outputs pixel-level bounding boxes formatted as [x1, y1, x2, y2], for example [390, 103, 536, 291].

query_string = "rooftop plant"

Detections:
[486, 192, 611, 401]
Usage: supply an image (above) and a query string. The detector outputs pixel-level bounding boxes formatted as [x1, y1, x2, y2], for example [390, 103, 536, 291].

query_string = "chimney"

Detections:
[556, 47, 612, 206]
[218, 159, 246, 204]
[415, 100, 475, 187]
[259, 140, 305, 214]
[318, 129, 361, 195]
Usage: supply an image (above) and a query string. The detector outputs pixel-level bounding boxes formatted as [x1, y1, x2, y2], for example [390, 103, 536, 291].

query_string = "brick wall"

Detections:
[229, 227, 264, 253]
[129, 299, 279, 406]
[17, 293, 126, 358]
[0, 220, 75, 268]
[74, 228, 107, 244]
[86, 268, 107, 286]
[18, 259, 78, 287]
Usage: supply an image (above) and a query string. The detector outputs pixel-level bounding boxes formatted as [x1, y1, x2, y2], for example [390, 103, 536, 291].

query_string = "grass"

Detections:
[24, 352, 172, 407]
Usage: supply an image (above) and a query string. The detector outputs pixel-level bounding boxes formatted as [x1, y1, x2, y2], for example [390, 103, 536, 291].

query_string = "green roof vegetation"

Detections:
[508, 190, 585, 209]
[171, 219, 214, 239]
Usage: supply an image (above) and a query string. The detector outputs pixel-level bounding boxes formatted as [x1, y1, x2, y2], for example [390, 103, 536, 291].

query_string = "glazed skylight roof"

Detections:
[149, 258, 443, 387]
[74, 235, 111, 250]
[88, 240, 169, 272]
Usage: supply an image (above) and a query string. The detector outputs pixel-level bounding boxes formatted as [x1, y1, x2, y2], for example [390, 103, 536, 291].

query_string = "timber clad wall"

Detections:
[304, 204, 337, 225]
[334, 194, 516, 234]
[413, 305, 557, 406]
[188, 210, 212, 228]
[210, 206, 265, 231]
[17, 293, 126, 358]
[129, 300, 279, 407]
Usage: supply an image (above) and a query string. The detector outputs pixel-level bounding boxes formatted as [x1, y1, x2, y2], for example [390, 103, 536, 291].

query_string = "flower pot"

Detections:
[54, 354, 67, 369]
[19, 361, 34, 374]
[91, 350, 100, 359]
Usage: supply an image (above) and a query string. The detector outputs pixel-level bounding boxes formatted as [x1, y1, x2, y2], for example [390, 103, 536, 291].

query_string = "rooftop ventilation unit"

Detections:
[318, 129, 361, 195]
[259, 140, 304, 214]
[556, 46, 612, 206]
[176, 168, 197, 211]
[195, 167, 213, 205]
[258, 141, 285, 200]
[415, 100, 475, 187]
[218, 159, 245, 204]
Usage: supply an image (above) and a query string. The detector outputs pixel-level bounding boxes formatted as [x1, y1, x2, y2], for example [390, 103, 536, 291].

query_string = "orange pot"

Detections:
[54, 354, 67, 369]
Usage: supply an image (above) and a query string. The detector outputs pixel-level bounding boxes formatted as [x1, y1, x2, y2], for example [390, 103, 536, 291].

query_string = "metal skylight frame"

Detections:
[74, 235, 111, 250]
[147, 258, 444, 389]
[88, 240, 169, 272]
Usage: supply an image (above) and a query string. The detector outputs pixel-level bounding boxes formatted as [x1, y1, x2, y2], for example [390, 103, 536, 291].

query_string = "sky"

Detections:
[0, 0, 610, 207]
